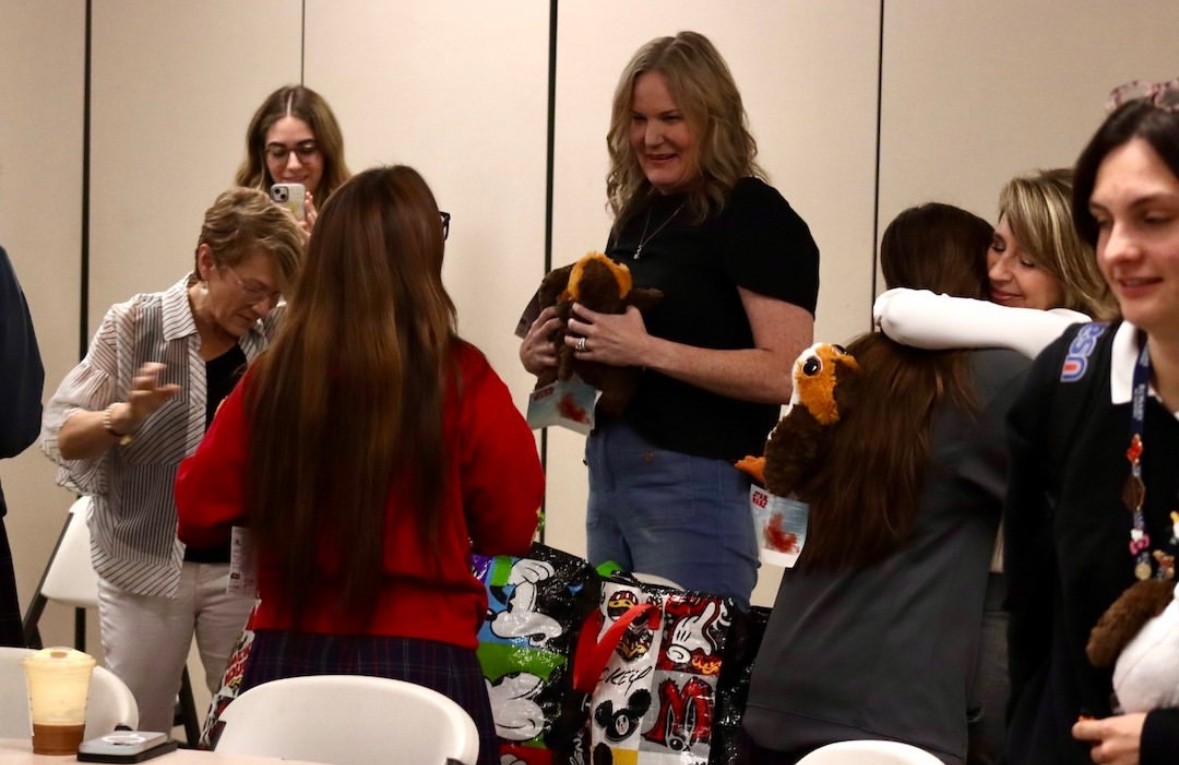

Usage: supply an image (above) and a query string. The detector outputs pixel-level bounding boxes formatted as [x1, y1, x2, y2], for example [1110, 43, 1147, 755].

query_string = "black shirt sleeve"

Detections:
[1142, 708, 1179, 765]
[0, 245, 44, 459]
[720, 179, 820, 315]
[1004, 327, 1077, 723]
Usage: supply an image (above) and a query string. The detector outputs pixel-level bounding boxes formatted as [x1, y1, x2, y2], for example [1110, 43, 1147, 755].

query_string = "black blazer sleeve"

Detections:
[1003, 330, 1074, 723]
[0, 245, 44, 459]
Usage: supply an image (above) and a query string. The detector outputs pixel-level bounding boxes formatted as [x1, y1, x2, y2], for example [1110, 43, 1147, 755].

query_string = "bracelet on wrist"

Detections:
[103, 404, 134, 446]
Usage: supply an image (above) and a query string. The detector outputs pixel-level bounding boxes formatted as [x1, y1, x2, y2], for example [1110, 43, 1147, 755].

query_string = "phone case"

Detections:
[77, 732, 178, 763]
[269, 182, 306, 221]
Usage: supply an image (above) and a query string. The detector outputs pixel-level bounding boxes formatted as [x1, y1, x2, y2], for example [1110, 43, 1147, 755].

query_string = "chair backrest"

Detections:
[796, 740, 946, 765]
[41, 496, 99, 609]
[0, 646, 139, 740]
[215, 675, 480, 765]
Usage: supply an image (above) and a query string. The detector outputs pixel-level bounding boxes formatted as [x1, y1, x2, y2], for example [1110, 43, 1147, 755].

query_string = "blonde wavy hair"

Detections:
[999, 168, 1117, 318]
[606, 31, 763, 227]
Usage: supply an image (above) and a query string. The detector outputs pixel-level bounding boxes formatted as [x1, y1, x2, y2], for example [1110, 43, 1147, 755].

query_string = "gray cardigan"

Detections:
[743, 348, 1028, 765]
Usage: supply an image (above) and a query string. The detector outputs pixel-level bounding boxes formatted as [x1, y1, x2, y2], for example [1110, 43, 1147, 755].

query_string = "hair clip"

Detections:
[1106, 77, 1179, 114]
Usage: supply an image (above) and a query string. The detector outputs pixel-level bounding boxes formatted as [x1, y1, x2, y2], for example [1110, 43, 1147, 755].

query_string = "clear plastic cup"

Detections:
[21, 647, 96, 755]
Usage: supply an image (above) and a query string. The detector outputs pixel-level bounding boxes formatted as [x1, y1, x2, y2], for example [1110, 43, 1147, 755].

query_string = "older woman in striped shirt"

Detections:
[40, 187, 302, 733]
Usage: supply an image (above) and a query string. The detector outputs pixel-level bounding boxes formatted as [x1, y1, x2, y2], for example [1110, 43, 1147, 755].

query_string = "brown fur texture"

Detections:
[1087, 579, 1176, 668]
[533, 253, 661, 416]
[763, 344, 862, 499]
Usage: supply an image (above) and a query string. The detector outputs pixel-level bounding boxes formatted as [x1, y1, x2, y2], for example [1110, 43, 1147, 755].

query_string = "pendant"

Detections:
[1126, 433, 1144, 463]
[1135, 560, 1153, 580]
[1122, 474, 1146, 513]
[1154, 550, 1176, 580]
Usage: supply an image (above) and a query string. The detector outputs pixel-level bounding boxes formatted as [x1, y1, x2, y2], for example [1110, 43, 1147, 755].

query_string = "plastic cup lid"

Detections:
[21, 646, 96, 669]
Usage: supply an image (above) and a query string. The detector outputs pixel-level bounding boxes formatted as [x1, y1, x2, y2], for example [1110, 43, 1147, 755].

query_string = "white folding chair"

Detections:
[23, 496, 98, 648]
[215, 674, 480, 765]
[0, 646, 139, 739]
[20, 496, 201, 744]
[797, 740, 946, 764]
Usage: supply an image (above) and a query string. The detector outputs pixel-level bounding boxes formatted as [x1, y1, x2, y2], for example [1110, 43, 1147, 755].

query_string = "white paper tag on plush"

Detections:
[227, 526, 258, 596]
[750, 486, 809, 568]
[526, 377, 599, 435]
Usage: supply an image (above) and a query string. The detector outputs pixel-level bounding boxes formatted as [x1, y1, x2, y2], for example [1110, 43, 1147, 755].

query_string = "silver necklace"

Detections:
[633, 202, 686, 260]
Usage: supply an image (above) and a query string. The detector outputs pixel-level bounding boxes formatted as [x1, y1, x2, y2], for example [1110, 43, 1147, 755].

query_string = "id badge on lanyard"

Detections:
[227, 526, 258, 596]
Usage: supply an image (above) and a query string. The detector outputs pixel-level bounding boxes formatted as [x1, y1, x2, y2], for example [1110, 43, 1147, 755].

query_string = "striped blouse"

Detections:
[40, 274, 279, 597]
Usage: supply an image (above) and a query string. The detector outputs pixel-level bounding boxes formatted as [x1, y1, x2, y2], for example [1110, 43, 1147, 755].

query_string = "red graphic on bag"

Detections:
[644, 676, 714, 750]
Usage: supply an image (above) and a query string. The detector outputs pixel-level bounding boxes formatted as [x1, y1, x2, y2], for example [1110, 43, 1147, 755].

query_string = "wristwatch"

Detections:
[103, 404, 134, 447]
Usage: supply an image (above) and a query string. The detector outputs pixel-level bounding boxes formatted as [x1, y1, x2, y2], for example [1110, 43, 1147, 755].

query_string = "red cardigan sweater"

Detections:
[175, 342, 543, 649]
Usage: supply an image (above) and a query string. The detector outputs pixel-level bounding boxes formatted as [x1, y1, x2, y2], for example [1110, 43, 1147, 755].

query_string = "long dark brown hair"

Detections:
[244, 165, 456, 623]
[799, 203, 991, 569]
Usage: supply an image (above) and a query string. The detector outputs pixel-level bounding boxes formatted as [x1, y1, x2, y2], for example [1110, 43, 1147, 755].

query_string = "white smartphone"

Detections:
[77, 731, 177, 763]
[269, 182, 306, 221]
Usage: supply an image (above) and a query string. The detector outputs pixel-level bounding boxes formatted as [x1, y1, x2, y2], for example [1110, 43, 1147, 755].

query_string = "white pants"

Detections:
[97, 562, 254, 733]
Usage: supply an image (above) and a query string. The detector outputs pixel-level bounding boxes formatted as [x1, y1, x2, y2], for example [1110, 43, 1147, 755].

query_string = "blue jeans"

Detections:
[585, 418, 759, 608]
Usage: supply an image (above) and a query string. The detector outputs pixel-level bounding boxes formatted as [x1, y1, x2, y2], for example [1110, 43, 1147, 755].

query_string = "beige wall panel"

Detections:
[304, 0, 550, 410]
[879, 0, 1179, 246]
[0, 0, 87, 649]
[551, 2, 881, 606]
[89, 0, 302, 332]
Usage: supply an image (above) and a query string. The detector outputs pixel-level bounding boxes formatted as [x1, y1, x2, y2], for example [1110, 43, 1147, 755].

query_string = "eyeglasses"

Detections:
[224, 265, 281, 306]
[265, 140, 320, 164]
[1106, 78, 1179, 113]
[440, 211, 451, 241]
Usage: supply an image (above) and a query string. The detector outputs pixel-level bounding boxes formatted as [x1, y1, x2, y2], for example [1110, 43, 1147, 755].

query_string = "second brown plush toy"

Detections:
[736, 343, 861, 496]
[533, 252, 661, 417]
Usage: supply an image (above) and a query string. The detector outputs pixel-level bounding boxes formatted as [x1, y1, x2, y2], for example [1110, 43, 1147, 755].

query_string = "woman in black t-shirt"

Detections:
[519, 31, 819, 606]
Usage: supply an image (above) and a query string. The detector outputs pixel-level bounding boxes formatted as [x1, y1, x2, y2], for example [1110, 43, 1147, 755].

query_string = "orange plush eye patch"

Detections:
[566, 252, 632, 302]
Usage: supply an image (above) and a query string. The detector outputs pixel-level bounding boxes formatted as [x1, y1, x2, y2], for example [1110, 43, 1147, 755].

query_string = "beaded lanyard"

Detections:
[1126, 332, 1178, 581]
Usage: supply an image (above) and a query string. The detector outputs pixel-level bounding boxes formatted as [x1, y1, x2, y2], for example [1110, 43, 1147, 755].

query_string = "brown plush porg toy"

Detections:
[1087, 574, 1179, 713]
[533, 252, 662, 417]
[737, 343, 861, 496]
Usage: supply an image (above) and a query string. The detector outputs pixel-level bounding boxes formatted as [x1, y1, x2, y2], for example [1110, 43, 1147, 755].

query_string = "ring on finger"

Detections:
[576, 337, 587, 353]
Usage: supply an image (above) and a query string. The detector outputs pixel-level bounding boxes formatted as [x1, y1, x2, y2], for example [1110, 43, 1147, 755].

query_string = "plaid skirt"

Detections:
[240, 630, 497, 765]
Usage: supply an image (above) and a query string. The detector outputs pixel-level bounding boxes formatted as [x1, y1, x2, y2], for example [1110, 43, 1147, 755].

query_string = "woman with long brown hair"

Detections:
[873, 169, 1122, 765]
[744, 204, 1028, 764]
[175, 166, 543, 765]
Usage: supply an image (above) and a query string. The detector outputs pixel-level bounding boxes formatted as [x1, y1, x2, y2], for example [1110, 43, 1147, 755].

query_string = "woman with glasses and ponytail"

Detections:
[40, 188, 303, 733]
[1004, 80, 1179, 765]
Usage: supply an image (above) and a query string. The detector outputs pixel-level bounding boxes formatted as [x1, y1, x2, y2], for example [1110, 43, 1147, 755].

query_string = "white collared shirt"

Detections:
[40, 274, 279, 597]
[1107, 321, 1179, 420]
